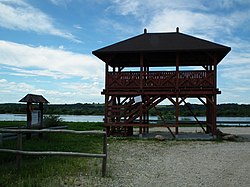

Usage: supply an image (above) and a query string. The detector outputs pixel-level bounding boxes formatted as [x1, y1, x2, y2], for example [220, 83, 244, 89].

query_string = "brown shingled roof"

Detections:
[19, 94, 49, 103]
[92, 30, 231, 67]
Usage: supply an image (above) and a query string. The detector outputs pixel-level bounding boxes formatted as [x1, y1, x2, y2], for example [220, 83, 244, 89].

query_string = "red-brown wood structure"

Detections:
[93, 28, 231, 137]
[19, 94, 49, 138]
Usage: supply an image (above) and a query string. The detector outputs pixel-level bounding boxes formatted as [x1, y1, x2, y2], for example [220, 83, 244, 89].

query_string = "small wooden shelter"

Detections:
[19, 94, 49, 130]
[93, 28, 231, 137]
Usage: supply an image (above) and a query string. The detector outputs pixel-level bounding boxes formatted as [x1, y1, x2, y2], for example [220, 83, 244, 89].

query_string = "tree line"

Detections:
[0, 103, 249, 117]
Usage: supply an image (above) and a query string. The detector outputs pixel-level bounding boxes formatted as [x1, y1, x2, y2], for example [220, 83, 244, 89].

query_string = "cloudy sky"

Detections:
[0, 0, 249, 104]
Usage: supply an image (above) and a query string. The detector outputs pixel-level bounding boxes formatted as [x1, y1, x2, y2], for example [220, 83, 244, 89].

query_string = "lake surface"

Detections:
[0, 114, 250, 126]
[0, 114, 105, 122]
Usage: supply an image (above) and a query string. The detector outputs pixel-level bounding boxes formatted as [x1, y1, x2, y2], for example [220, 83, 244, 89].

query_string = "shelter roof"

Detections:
[19, 94, 49, 103]
[92, 29, 231, 67]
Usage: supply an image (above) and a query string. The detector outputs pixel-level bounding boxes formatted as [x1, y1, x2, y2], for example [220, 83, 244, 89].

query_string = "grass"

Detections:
[0, 121, 26, 127]
[0, 121, 105, 187]
[0, 120, 240, 186]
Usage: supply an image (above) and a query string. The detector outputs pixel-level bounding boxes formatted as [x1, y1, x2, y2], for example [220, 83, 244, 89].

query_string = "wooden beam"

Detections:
[153, 106, 175, 138]
[198, 97, 206, 106]
[183, 99, 206, 133]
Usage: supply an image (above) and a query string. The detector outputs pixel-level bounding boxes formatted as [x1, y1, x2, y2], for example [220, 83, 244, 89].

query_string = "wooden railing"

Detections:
[0, 129, 107, 177]
[107, 70, 214, 90]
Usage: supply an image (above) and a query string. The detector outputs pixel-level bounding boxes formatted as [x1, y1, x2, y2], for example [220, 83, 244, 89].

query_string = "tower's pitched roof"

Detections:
[93, 30, 231, 67]
[19, 94, 49, 103]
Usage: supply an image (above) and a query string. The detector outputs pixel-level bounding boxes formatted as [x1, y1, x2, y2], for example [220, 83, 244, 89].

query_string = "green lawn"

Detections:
[0, 121, 105, 187]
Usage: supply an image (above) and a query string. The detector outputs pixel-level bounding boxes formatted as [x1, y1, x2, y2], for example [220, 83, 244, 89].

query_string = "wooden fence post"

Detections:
[16, 132, 22, 170]
[0, 133, 2, 145]
[102, 132, 107, 177]
[0, 129, 108, 177]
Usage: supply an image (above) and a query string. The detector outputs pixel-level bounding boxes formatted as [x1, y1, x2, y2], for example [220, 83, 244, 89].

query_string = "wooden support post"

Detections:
[26, 102, 32, 139]
[139, 102, 143, 135]
[105, 94, 110, 134]
[146, 110, 149, 133]
[212, 95, 217, 134]
[0, 133, 2, 145]
[175, 96, 179, 135]
[39, 102, 43, 129]
[176, 53, 179, 90]
[140, 54, 143, 90]
[211, 55, 217, 135]
[102, 132, 107, 177]
[139, 54, 143, 136]
[39, 102, 43, 138]
[175, 53, 179, 135]
[104, 63, 111, 135]
[117, 96, 121, 123]
[213, 56, 218, 134]
[16, 132, 22, 171]
[206, 95, 213, 133]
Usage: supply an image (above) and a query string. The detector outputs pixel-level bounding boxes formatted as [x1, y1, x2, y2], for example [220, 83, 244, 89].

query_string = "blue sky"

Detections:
[0, 0, 250, 104]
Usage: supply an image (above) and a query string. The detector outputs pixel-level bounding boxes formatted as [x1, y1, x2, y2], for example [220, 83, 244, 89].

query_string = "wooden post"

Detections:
[105, 63, 110, 135]
[140, 53, 143, 90]
[0, 133, 2, 145]
[39, 102, 43, 138]
[175, 53, 180, 135]
[139, 54, 143, 136]
[206, 96, 212, 133]
[139, 101, 143, 135]
[102, 132, 107, 177]
[212, 95, 217, 134]
[39, 102, 43, 128]
[213, 56, 217, 134]
[16, 132, 22, 170]
[26, 102, 32, 139]
[176, 53, 179, 90]
[175, 96, 179, 135]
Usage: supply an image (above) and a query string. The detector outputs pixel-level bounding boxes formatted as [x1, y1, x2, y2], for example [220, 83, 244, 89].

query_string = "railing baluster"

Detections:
[108, 70, 214, 90]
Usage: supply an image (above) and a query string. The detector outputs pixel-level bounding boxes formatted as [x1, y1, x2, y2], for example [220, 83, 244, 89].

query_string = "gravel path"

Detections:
[62, 127, 250, 187]
[104, 140, 250, 187]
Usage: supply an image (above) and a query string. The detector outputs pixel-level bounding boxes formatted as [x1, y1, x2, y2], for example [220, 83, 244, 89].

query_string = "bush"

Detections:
[43, 114, 62, 127]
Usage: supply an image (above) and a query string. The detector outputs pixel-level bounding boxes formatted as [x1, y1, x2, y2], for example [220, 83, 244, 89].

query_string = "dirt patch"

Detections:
[60, 127, 250, 186]
[103, 140, 250, 187]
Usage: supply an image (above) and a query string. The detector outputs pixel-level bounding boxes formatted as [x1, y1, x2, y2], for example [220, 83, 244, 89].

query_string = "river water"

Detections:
[0, 114, 105, 122]
[0, 114, 250, 126]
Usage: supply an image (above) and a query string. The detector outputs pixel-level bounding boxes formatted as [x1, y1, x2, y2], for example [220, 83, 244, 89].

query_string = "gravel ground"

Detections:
[62, 127, 250, 187]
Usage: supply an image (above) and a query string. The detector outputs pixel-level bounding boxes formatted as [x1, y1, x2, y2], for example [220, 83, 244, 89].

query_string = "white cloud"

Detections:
[61, 82, 102, 95]
[100, 19, 135, 35]
[0, 39, 105, 104]
[109, 0, 139, 16]
[108, 0, 250, 40]
[3, 66, 69, 79]
[0, 79, 7, 83]
[0, 0, 80, 42]
[0, 78, 104, 103]
[50, 0, 72, 7]
[145, 7, 250, 42]
[73, 24, 83, 30]
[0, 40, 104, 80]
[0, 79, 35, 94]
[109, 0, 206, 22]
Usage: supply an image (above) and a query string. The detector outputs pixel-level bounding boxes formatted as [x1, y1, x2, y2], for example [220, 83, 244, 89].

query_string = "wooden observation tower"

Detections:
[93, 28, 230, 137]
